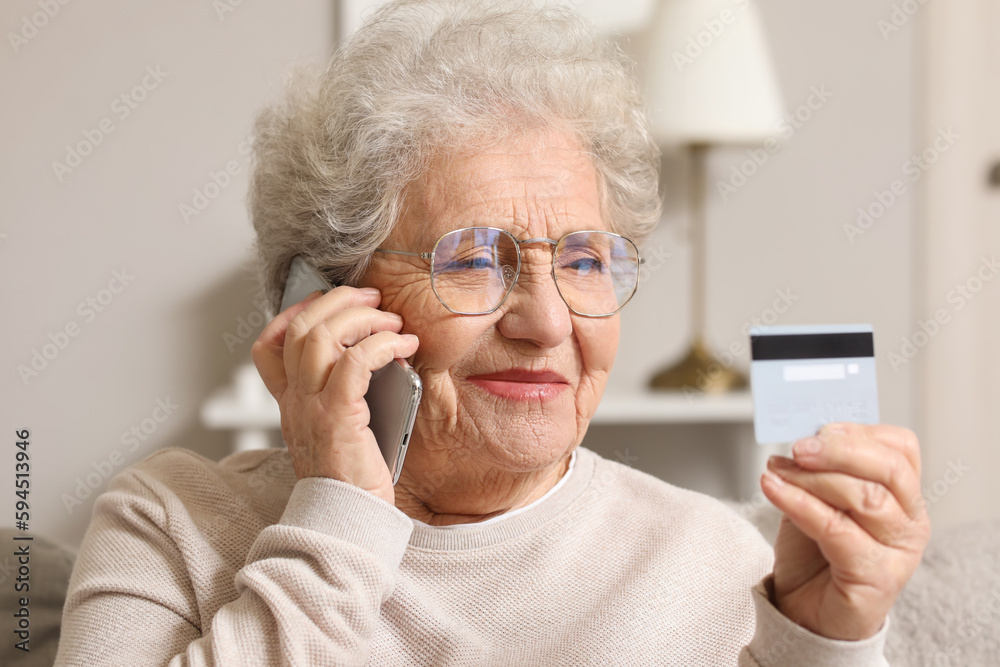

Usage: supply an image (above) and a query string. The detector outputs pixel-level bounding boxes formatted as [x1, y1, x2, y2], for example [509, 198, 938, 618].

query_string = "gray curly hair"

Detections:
[247, 0, 662, 319]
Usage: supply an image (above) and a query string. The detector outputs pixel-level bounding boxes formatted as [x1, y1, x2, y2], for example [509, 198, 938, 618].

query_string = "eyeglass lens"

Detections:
[430, 228, 639, 315]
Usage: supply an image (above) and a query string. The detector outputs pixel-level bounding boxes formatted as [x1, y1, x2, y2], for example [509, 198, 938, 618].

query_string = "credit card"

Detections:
[748, 324, 880, 444]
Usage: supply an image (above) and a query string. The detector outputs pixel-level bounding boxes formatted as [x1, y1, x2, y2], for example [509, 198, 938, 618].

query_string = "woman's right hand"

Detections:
[251, 286, 420, 505]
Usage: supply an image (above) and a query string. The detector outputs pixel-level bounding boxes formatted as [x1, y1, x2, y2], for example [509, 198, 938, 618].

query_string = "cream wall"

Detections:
[2, 0, 964, 552]
[2, 0, 334, 548]
[919, 0, 1000, 530]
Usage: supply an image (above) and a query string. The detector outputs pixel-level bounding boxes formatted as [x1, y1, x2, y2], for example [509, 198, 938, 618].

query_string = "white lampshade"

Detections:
[644, 0, 785, 145]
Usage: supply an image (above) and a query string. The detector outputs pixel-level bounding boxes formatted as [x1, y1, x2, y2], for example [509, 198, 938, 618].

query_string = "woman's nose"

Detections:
[495, 257, 572, 348]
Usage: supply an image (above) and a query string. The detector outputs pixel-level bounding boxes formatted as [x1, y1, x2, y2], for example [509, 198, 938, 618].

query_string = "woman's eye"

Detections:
[562, 255, 606, 274]
[440, 253, 496, 272]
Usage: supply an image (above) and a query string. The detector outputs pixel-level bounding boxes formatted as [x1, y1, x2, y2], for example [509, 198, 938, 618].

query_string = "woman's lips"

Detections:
[466, 368, 570, 402]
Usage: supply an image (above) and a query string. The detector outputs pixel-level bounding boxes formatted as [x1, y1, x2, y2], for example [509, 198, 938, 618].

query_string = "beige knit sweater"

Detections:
[54, 445, 889, 666]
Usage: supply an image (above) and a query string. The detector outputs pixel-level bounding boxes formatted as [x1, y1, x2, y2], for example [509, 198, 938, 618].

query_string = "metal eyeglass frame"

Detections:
[372, 226, 645, 317]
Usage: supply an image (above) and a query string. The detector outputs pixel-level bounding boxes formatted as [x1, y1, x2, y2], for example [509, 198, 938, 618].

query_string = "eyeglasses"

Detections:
[373, 227, 644, 317]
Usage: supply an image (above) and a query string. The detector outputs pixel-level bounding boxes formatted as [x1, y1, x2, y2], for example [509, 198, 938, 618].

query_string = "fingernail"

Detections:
[823, 423, 847, 435]
[762, 470, 784, 488]
[793, 436, 822, 457]
[361, 287, 380, 296]
[402, 333, 418, 342]
[306, 289, 324, 300]
[768, 455, 791, 469]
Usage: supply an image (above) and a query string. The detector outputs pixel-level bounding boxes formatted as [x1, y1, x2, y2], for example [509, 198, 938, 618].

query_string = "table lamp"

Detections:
[644, 0, 785, 393]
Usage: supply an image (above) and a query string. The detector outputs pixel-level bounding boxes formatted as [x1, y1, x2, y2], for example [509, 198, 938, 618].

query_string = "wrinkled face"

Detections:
[359, 127, 619, 489]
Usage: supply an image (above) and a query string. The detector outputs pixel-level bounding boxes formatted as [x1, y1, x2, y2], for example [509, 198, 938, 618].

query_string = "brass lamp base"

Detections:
[648, 337, 748, 394]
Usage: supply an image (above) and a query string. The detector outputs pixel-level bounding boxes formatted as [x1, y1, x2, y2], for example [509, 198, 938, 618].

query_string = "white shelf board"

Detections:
[201, 387, 280, 429]
[591, 390, 753, 424]
[201, 386, 753, 429]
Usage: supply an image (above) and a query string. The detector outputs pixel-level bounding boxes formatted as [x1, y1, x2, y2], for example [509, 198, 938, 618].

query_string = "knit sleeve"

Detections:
[54, 467, 413, 667]
[737, 574, 890, 667]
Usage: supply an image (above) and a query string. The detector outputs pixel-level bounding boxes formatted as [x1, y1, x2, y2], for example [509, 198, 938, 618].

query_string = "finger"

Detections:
[761, 469, 879, 578]
[854, 423, 922, 480]
[251, 289, 325, 400]
[321, 332, 420, 411]
[295, 307, 405, 395]
[791, 424, 924, 520]
[283, 286, 381, 390]
[767, 456, 916, 548]
[813, 423, 922, 480]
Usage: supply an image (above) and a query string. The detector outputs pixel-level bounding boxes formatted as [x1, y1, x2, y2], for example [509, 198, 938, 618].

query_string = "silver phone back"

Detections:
[367, 361, 422, 485]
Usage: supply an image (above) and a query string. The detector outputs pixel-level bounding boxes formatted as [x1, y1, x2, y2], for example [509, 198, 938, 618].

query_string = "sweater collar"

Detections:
[405, 446, 596, 551]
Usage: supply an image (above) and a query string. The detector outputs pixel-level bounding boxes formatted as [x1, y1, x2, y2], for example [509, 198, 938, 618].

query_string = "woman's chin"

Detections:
[480, 437, 572, 474]
[408, 381, 584, 473]
[464, 393, 580, 470]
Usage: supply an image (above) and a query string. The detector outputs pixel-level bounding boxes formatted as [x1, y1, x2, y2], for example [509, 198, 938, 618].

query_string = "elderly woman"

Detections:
[56, 1, 929, 665]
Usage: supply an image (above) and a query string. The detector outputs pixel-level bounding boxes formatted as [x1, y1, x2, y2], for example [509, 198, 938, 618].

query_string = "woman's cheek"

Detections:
[409, 314, 490, 399]
[578, 317, 619, 376]
[572, 319, 617, 412]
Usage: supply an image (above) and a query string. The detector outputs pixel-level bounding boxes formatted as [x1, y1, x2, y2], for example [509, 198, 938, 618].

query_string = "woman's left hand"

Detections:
[761, 422, 932, 641]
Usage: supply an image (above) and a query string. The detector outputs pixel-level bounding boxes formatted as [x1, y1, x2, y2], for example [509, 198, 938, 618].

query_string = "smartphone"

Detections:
[280, 255, 422, 485]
